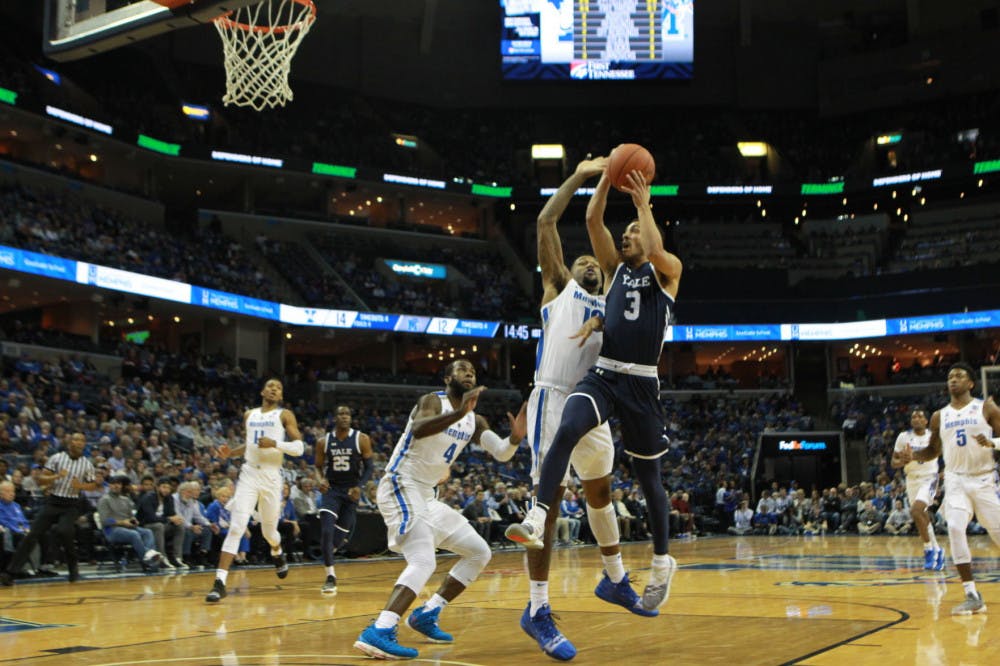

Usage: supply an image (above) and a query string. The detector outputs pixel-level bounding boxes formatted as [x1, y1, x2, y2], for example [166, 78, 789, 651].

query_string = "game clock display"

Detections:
[501, 0, 694, 81]
[504, 323, 542, 341]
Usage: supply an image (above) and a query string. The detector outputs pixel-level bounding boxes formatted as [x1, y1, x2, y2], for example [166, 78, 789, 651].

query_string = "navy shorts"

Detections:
[320, 487, 358, 530]
[572, 367, 666, 459]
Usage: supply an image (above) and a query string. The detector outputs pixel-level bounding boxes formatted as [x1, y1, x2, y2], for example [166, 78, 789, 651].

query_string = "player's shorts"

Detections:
[572, 364, 666, 459]
[320, 486, 359, 529]
[943, 470, 1000, 530]
[232, 463, 283, 525]
[376, 473, 469, 553]
[905, 473, 938, 508]
[528, 385, 614, 486]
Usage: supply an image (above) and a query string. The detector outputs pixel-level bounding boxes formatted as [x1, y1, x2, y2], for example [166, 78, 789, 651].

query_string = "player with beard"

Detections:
[354, 360, 527, 659]
[506, 156, 648, 661]
[509, 163, 682, 614]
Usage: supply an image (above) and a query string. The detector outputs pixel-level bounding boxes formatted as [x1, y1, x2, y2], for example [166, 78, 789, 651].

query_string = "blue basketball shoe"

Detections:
[595, 571, 659, 617]
[520, 603, 576, 661]
[354, 622, 419, 659]
[934, 546, 945, 571]
[923, 548, 936, 570]
[406, 605, 453, 643]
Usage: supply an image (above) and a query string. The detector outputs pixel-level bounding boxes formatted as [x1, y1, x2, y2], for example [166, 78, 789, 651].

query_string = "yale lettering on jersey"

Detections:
[622, 274, 651, 289]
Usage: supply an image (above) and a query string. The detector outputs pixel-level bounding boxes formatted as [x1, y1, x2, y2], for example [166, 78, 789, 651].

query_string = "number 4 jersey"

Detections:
[385, 392, 476, 487]
[940, 398, 995, 475]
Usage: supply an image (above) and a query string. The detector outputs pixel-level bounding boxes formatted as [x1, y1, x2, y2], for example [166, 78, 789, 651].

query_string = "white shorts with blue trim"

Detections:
[943, 470, 1000, 529]
[527, 385, 614, 487]
[376, 474, 469, 553]
[904, 472, 938, 508]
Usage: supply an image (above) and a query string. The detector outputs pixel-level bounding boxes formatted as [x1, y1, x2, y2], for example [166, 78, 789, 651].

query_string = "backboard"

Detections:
[43, 0, 259, 62]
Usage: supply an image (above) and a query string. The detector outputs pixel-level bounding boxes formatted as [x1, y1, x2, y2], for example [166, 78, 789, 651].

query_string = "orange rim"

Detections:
[215, 0, 316, 34]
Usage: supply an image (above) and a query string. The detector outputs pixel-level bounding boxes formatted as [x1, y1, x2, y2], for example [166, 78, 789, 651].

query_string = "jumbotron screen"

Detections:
[501, 0, 694, 81]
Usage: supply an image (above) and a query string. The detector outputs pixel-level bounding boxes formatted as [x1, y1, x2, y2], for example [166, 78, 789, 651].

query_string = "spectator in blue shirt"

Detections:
[0, 480, 37, 574]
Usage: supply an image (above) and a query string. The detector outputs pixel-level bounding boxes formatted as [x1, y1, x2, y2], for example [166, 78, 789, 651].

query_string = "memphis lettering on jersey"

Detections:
[572, 289, 603, 309]
[944, 416, 979, 430]
[247, 416, 277, 429]
[444, 425, 471, 441]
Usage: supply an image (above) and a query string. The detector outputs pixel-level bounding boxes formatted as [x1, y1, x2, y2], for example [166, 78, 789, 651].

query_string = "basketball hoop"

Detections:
[213, 0, 316, 111]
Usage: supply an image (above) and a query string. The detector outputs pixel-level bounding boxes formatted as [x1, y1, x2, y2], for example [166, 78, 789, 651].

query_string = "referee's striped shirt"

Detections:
[45, 452, 96, 499]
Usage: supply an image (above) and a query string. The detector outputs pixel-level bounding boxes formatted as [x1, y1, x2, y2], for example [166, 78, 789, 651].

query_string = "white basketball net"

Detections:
[213, 0, 316, 111]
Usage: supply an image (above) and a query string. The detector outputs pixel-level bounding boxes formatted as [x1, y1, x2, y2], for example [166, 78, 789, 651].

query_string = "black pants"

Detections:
[6, 497, 81, 574]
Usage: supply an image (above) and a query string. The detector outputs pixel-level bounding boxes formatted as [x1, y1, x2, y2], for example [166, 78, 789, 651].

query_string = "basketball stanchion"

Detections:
[213, 0, 316, 110]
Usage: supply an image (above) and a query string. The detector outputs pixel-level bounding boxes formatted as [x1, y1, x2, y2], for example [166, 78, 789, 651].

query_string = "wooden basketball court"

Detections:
[1, 536, 997, 665]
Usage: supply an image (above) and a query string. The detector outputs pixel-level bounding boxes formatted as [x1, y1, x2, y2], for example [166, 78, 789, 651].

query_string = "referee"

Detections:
[1, 432, 97, 585]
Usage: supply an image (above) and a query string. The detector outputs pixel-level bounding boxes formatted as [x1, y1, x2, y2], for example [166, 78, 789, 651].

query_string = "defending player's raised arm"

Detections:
[912, 411, 943, 462]
[410, 387, 483, 439]
[622, 170, 683, 298]
[586, 171, 621, 277]
[538, 157, 607, 299]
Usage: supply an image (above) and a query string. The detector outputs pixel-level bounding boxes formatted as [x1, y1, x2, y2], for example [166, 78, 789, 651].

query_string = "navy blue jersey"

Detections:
[323, 429, 365, 488]
[600, 261, 673, 366]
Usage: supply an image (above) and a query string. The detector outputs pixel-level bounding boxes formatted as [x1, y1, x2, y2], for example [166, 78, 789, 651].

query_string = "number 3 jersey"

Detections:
[940, 398, 994, 475]
[534, 278, 605, 391]
[385, 392, 476, 488]
[323, 428, 365, 488]
[601, 261, 673, 367]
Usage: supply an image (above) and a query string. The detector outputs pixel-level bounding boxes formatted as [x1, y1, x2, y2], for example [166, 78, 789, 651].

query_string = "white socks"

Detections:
[601, 553, 626, 583]
[326, 566, 336, 577]
[529, 580, 549, 616]
[216, 569, 229, 585]
[425, 593, 448, 611]
[375, 610, 400, 629]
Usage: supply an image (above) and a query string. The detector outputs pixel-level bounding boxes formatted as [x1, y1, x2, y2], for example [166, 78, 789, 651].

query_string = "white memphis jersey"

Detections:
[894, 430, 936, 478]
[386, 392, 476, 487]
[534, 279, 604, 391]
[244, 407, 287, 468]
[940, 398, 995, 475]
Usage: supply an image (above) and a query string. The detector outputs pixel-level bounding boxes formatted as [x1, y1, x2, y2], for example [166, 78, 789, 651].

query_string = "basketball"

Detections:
[607, 143, 655, 192]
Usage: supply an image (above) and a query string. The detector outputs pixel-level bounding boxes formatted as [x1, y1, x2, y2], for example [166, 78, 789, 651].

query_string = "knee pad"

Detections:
[443, 527, 492, 587]
[587, 501, 620, 548]
[395, 522, 437, 593]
